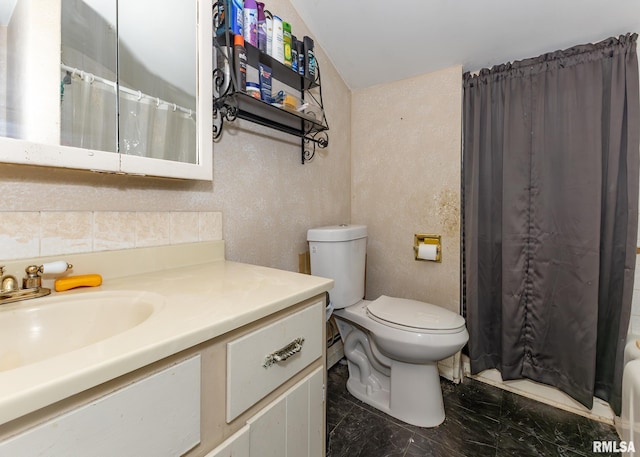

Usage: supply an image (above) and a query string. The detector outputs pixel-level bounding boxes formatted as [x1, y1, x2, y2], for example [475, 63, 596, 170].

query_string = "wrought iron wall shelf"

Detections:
[212, 20, 329, 164]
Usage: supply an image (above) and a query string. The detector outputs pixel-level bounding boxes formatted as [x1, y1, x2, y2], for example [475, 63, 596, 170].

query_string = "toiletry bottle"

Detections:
[234, 34, 247, 91]
[297, 40, 304, 75]
[230, 0, 243, 35]
[283, 21, 292, 68]
[303, 36, 316, 81]
[272, 15, 284, 63]
[243, 0, 258, 47]
[215, 0, 226, 35]
[291, 35, 298, 73]
[259, 62, 272, 102]
[265, 10, 273, 56]
[257, 2, 266, 53]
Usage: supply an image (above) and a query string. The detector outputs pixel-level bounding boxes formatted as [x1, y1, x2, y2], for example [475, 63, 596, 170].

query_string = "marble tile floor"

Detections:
[326, 361, 621, 457]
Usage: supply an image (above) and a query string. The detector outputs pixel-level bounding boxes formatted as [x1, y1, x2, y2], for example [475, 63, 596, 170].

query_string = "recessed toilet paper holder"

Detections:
[414, 234, 442, 262]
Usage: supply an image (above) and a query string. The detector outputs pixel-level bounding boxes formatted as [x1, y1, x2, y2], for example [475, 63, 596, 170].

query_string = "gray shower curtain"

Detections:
[463, 34, 640, 415]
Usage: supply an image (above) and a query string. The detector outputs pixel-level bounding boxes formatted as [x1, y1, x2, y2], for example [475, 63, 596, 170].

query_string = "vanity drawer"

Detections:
[226, 301, 323, 421]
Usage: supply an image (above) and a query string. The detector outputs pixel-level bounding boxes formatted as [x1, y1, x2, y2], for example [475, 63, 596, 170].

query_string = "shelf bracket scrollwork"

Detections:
[302, 131, 329, 164]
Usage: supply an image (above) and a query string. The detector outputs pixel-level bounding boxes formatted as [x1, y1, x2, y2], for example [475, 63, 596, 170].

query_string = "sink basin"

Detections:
[0, 290, 165, 372]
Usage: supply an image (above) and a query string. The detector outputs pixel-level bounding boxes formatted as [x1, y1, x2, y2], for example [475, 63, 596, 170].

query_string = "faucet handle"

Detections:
[39, 261, 73, 275]
[23, 261, 72, 289]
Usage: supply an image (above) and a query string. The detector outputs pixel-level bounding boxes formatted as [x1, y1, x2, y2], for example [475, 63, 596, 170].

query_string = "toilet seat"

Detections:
[366, 295, 466, 334]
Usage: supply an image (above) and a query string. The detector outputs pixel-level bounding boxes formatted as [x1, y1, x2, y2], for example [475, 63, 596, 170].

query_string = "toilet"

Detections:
[307, 224, 469, 427]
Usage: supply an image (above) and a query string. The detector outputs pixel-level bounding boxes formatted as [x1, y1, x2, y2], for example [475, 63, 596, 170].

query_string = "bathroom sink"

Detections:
[0, 291, 165, 372]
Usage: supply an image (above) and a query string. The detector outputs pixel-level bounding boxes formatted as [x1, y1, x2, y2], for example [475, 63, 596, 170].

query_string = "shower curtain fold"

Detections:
[463, 33, 639, 415]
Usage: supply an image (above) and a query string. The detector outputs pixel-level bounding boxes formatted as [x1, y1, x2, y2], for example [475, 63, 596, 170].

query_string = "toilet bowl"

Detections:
[307, 224, 469, 427]
[334, 296, 468, 427]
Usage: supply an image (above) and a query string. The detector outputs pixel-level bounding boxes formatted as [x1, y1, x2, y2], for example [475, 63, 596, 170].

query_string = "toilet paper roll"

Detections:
[417, 243, 438, 261]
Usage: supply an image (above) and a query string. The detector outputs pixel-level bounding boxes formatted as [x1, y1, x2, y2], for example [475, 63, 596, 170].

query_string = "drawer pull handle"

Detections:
[263, 337, 305, 368]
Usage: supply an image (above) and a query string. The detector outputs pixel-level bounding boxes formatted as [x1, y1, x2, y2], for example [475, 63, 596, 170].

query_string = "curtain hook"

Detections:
[137, 90, 142, 101]
[173, 103, 177, 111]
[156, 97, 160, 107]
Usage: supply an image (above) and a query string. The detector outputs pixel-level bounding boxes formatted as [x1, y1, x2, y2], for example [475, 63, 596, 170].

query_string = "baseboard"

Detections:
[327, 341, 344, 369]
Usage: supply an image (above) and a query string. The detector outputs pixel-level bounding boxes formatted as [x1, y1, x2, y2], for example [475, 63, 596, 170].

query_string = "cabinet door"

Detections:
[248, 367, 324, 457]
[247, 394, 287, 457]
[205, 425, 250, 457]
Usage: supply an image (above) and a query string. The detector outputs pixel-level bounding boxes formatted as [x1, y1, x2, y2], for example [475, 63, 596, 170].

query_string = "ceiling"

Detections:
[291, 0, 640, 90]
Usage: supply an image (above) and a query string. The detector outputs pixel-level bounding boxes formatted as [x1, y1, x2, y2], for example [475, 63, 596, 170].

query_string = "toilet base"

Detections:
[345, 358, 445, 428]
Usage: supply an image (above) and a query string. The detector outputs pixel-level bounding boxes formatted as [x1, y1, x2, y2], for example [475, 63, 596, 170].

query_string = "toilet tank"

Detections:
[307, 225, 367, 309]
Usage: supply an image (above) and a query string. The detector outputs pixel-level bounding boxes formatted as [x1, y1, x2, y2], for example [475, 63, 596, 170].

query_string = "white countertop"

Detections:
[0, 244, 333, 425]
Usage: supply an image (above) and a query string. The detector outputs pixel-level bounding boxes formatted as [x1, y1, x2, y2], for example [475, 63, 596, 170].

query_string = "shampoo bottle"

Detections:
[283, 21, 292, 68]
[265, 10, 273, 56]
[257, 2, 267, 53]
[272, 15, 284, 63]
[230, 0, 243, 35]
[243, 0, 258, 47]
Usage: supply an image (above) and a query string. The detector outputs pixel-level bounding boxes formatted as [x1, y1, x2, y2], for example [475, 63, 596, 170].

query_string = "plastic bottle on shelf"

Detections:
[257, 2, 267, 53]
[230, 0, 243, 35]
[291, 35, 298, 73]
[283, 21, 292, 68]
[265, 10, 273, 56]
[297, 39, 304, 75]
[243, 0, 258, 47]
[272, 15, 284, 63]
[215, 0, 226, 35]
[234, 34, 247, 91]
[303, 36, 316, 81]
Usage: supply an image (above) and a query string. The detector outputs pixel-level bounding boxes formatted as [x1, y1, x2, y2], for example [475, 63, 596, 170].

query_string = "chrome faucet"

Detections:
[0, 261, 72, 305]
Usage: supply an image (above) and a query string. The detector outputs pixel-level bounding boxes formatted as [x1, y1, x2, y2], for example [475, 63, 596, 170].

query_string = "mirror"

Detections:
[60, 0, 118, 153]
[118, 0, 197, 163]
[0, 0, 211, 180]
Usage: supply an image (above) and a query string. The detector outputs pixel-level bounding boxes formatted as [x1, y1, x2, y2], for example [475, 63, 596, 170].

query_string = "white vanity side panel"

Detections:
[226, 301, 323, 421]
[0, 355, 201, 457]
[205, 425, 250, 457]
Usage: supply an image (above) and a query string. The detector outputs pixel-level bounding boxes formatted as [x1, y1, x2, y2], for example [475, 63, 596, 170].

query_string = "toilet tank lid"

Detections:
[307, 225, 367, 242]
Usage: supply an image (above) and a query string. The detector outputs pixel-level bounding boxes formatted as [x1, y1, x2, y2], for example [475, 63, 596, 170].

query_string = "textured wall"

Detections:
[351, 66, 463, 312]
[0, 0, 351, 272]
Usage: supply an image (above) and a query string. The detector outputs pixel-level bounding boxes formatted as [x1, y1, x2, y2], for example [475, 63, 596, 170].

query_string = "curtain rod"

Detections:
[60, 64, 194, 117]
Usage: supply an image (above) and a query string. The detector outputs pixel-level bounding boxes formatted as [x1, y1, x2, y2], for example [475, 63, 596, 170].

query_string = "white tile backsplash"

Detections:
[0, 211, 222, 261]
[93, 212, 137, 252]
[199, 211, 222, 242]
[0, 212, 40, 259]
[170, 212, 199, 244]
[40, 212, 93, 256]
[135, 212, 171, 248]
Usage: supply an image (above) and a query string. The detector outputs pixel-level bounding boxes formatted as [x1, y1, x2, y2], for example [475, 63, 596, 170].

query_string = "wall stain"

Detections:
[434, 188, 459, 236]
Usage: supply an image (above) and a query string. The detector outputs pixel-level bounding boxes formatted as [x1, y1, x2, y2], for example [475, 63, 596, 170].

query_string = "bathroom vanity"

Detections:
[0, 242, 332, 456]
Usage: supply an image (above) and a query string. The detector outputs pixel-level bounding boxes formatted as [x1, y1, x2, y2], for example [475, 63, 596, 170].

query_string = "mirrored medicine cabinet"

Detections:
[0, 0, 212, 180]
